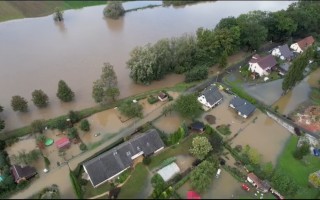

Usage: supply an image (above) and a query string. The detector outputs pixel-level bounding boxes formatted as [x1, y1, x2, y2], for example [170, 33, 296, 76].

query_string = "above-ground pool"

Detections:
[45, 138, 54, 146]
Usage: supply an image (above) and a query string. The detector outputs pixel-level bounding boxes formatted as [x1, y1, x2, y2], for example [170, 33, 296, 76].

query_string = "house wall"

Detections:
[249, 63, 268, 76]
[290, 43, 303, 53]
[272, 48, 281, 57]
[197, 95, 212, 108]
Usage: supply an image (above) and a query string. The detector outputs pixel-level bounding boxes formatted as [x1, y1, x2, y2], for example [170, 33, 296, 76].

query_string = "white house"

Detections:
[271, 44, 294, 60]
[248, 54, 277, 76]
[197, 86, 223, 110]
[290, 36, 315, 53]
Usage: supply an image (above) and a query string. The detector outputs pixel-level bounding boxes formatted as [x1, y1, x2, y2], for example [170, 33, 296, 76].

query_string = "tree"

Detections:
[215, 16, 238, 30]
[56, 80, 75, 102]
[242, 145, 262, 165]
[80, 119, 90, 132]
[189, 136, 213, 160]
[31, 89, 49, 108]
[309, 171, 320, 188]
[54, 118, 69, 131]
[205, 125, 223, 154]
[36, 135, 46, 149]
[293, 142, 310, 160]
[271, 170, 299, 196]
[190, 160, 216, 193]
[68, 110, 80, 124]
[0, 105, 4, 131]
[174, 94, 202, 119]
[11, 95, 28, 112]
[261, 162, 274, 179]
[92, 62, 119, 104]
[118, 100, 143, 119]
[219, 51, 228, 68]
[31, 119, 46, 134]
[53, 7, 64, 22]
[67, 127, 78, 139]
[10, 150, 41, 166]
[103, 1, 125, 19]
[185, 66, 208, 83]
[0, 140, 5, 151]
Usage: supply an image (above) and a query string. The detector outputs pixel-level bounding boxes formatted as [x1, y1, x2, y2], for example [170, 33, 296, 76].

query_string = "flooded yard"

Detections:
[153, 112, 186, 134]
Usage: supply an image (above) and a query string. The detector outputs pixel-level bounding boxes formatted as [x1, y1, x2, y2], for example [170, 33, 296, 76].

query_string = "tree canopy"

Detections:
[56, 80, 75, 102]
[118, 100, 143, 119]
[53, 7, 64, 22]
[174, 94, 202, 119]
[189, 136, 213, 160]
[31, 119, 46, 134]
[32, 89, 49, 108]
[190, 160, 217, 193]
[11, 95, 28, 112]
[103, 1, 125, 19]
[0, 105, 4, 131]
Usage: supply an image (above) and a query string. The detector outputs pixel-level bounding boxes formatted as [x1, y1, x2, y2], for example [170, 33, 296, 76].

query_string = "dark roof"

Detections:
[297, 36, 315, 50]
[190, 121, 205, 130]
[83, 129, 164, 187]
[249, 54, 277, 70]
[279, 63, 290, 72]
[201, 86, 223, 106]
[230, 96, 256, 117]
[158, 92, 168, 99]
[278, 44, 293, 59]
[11, 165, 37, 182]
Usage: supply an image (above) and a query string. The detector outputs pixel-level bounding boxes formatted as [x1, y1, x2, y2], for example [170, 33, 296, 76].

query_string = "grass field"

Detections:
[277, 135, 320, 199]
[117, 163, 149, 199]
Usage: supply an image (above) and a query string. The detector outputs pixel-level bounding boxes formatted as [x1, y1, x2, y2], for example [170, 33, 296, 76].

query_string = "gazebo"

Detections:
[55, 137, 70, 149]
[187, 190, 201, 199]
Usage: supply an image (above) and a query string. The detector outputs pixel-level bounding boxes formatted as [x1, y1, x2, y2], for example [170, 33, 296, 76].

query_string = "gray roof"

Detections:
[202, 86, 223, 105]
[278, 44, 293, 59]
[11, 165, 37, 182]
[83, 129, 164, 187]
[279, 63, 290, 72]
[230, 96, 256, 117]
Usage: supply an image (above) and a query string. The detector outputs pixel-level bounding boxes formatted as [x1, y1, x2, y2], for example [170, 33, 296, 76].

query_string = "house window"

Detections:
[126, 151, 131, 156]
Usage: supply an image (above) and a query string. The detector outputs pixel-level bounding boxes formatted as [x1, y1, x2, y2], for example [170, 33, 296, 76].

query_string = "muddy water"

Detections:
[273, 68, 320, 115]
[0, 1, 293, 132]
[6, 137, 36, 155]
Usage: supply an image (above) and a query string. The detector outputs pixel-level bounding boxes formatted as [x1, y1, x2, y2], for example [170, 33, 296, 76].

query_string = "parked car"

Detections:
[242, 183, 250, 191]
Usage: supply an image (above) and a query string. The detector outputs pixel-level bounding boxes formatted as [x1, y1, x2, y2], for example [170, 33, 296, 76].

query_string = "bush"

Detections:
[79, 143, 87, 151]
[68, 110, 80, 124]
[143, 157, 151, 165]
[44, 156, 50, 168]
[167, 127, 186, 145]
[216, 124, 232, 135]
[80, 119, 90, 132]
[103, 1, 125, 19]
[185, 66, 208, 83]
[147, 95, 159, 104]
[293, 142, 310, 160]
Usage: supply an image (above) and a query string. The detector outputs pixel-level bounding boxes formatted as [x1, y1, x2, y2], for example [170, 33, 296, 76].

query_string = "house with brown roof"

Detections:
[247, 172, 271, 193]
[11, 165, 37, 183]
[248, 54, 277, 77]
[290, 36, 315, 53]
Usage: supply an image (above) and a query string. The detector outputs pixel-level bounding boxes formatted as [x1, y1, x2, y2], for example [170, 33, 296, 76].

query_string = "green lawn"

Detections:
[83, 181, 111, 199]
[118, 163, 149, 199]
[148, 134, 197, 169]
[277, 135, 320, 199]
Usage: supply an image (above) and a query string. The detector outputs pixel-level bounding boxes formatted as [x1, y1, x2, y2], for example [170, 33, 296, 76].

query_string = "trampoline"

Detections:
[45, 138, 54, 146]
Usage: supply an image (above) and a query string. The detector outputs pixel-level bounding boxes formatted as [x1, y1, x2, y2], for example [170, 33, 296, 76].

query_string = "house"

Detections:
[11, 165, 37, 183]
[247, 172, 271, 193]
[157, 162, 181, 182]
[158, 92, 168, 101]
[55, 137, 71, 149]
[290, 36, 315, 53]
[197, 86, 223, 110]
[229, 96, 256, 119]
[187, 190, 201, 199]
[271, 44, 294, 60]
[248, 54, 277, 77]
[83, 129, 164, 188]
[190, 121, 205, 132]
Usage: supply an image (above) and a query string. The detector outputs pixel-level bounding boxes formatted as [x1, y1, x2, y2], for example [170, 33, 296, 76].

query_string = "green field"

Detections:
[277, 136, 320, 199]
[0, 1, 107, 22]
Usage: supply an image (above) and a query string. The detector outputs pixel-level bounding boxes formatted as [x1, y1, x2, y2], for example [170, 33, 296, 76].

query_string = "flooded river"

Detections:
[0, 1, 293, 131]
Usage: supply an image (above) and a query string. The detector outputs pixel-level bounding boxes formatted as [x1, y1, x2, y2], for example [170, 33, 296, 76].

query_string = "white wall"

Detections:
[290, 43, 303, 53]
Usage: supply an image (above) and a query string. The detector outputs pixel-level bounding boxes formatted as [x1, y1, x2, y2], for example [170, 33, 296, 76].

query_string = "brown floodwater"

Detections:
[0, 1, 294, 132]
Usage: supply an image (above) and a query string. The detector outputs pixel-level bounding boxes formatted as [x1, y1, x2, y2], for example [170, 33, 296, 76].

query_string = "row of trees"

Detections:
[0, 105, 4, 131]
[127, 1, 320, 85]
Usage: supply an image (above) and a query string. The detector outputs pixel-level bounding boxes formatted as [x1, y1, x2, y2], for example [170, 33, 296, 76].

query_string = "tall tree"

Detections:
[189, 136, 213, 160]
[92, 62, 120, 104]
[103, 1, 125, 19]
[0, 105, 4, 131]
[219, 51, 228, 68]
[118, 100, 143, 119]
[53, 7, 64, 22]
[31, 89, 49, 108]
[190, 160, 217, 193]
[174, 94, 202, 119]
[31, 120, 46, 134]
[11, 95, 28, 112]
[56, 80, 75, 102]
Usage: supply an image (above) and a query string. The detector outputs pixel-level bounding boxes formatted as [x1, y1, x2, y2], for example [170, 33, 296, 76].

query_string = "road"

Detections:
[11, 101, 174, 199]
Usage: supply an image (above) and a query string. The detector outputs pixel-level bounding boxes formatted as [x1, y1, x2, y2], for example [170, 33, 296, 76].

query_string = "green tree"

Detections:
[271, 170, 299, 196]
[36, 135, 46, 149]
[190, 160, 217, 193]
[31, 89, 49, 108]
[309, 171, 320, 188]
[31, 119, 46, 134]
[261, 162, 274, 179]
[242, 145, 261, 165]
[54, 118, 69, 131]
[118, 100, 143, 119]
[185, 66, 208, 82]
[57, 80, 75, 102]
[0, 105, 4, 131]
[11, 95, 28, 112]
[189, 136, 213, 160]
[215, 16, 238, 30]
[103, 1, 125, 19]
[53, 7, 64, 22]
[80, 119, 90, 132]
[219, 51, 228, 68]
[68, 110, 80, 124]
[174, 94, 202, 119]
[67, 127, 78, 139]
[205, 125, 223, 154]
[92, 62, 119, 104]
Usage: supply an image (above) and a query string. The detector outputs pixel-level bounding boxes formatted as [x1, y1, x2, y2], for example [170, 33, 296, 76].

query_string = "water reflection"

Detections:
[55, 21, 67, 33]
[105, 17, 124, 32]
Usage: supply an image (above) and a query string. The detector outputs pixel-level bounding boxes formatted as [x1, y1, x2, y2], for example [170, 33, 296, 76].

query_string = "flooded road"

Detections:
[0, 1, 293, 132]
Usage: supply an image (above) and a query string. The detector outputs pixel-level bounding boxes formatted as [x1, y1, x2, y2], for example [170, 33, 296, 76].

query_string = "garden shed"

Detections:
[157, 162, 180, 182]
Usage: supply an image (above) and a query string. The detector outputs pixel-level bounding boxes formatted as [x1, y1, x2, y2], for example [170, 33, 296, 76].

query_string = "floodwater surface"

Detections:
[0, 1, 293, 132]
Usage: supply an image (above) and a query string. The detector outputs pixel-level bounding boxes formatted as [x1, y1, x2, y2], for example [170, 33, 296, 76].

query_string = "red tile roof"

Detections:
[55, 137, 70, 148]
[297, 36, 315, 50]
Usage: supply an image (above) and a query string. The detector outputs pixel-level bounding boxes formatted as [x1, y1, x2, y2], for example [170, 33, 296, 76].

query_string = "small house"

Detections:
[190, 121, 205, 132]
[247, 172, 271, 193]
[187, 190, 201, 199]
[55, 137, 71, 149]
[197, 86, 223, 110]
[248, 54, 277, 77]
[11, 165, 37, 183]
[229, 96, 256, 119]
[290, 36, 315, 53]
[158, 92, 168, 101]
[272, 44, 294, 61]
